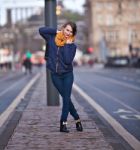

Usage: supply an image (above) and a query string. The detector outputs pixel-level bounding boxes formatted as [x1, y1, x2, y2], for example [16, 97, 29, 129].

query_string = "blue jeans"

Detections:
[51, 71, 79, 122]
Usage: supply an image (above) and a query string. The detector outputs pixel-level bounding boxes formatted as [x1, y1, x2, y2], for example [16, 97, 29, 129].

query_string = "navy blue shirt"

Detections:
[39, 27, 77, 74]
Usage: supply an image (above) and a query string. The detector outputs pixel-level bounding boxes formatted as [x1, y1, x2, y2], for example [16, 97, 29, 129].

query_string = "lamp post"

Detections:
[44, 0, 59, 106]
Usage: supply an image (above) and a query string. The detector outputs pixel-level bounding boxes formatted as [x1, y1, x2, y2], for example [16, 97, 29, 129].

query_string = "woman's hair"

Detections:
[62, 21, 77, 36]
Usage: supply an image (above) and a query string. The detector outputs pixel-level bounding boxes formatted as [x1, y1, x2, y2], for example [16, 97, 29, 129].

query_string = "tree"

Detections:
[58, 10, 84, 22]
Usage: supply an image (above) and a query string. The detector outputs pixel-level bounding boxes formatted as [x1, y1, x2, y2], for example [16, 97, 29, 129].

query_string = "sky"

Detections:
[0, 0, 85, 25]
[63, 0, 85, 13]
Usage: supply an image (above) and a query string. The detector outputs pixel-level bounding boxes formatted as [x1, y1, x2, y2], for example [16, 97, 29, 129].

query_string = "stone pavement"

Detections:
[5, 72, 113, 150]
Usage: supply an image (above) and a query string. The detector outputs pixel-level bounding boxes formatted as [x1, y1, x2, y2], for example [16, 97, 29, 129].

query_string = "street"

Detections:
[0, 66, 140, 149]
[0, 67, 41, 116]
[74, 66, 140, 148]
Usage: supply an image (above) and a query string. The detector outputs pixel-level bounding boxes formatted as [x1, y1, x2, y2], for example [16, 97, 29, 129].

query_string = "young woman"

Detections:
[39, 21, 83, 133]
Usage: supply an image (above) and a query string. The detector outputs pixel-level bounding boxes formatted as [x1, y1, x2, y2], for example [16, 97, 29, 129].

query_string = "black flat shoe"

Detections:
[60, 121, 69, 133]
[76, 120, 83, 132]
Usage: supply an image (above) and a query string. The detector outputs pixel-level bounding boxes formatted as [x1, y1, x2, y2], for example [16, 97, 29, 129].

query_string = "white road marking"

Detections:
[0, 73, 40, 127]
[73, 83, 140, 150]
[75, 69, 140, 90]
[80, 79, 140, 115]
[114, 109, 132, 114]
[120, 114, 140, 120]
[0, 76, 26, 98]
[114, 109, 140, 120]
[0, 74, 11, 83]
[93, 72, 140, 91]
[0, 72, 21, 83]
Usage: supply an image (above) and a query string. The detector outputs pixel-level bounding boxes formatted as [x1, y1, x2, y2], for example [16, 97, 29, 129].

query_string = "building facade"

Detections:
[85, 0, 140, 61]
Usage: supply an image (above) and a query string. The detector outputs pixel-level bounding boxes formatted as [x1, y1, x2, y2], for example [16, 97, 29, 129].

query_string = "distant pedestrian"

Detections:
[39, 21, 83, 133]
[22, 57, 32, 74]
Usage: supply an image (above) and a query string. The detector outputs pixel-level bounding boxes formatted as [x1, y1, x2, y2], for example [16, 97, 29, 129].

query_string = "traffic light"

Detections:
[56, 5, 62, 15]
[87, 47, 94, 53]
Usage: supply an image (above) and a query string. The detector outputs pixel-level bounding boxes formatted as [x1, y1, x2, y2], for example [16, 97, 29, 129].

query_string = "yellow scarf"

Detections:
[55, 31, 75, 47]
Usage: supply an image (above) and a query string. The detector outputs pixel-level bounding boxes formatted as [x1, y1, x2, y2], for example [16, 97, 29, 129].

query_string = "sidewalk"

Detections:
[5, 72, 113, 150]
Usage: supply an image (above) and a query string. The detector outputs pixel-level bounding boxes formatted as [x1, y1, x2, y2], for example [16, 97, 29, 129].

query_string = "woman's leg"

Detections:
[51, 73, 70, 132]
[69, 101, 79, 120]
[51, 73, 63, 96]
[60, 72, 74, 122]
[51, 72, 79, 121]
[51, 73, 69, 121]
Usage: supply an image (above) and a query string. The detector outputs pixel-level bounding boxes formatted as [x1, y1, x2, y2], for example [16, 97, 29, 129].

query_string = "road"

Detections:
[74, 66, 140, 148]
[0, 67, 40, 115]
[0, 65, 140, 149]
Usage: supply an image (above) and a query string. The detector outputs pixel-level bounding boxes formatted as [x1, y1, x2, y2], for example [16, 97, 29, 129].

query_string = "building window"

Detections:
[139, 1, 140, 7]
[129, 13, 140, 23]
[136, 13, 140, 22]
[106, 15, 114, 26]
[115, 15, 122, 24]
[105, 31, 118, 42]
[95, 2, 103, 10]
[129, 1, 138, 9]
[97, 14, 104, 25]
[131, 30, 138, 41]
[104, 2, 113, 10]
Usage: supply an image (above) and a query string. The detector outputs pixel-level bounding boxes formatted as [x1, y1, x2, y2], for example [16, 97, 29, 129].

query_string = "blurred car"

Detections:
[105, 56, 129, 67]
[31, 51, 45, 66]
[129, 56, 140, 68]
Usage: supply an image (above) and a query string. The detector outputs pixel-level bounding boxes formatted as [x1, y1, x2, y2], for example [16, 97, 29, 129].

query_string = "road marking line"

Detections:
[114, 109, 132, 114]
[76, 69, 140, 90]
[0, 76, 26, 98]
[73, 83, 140, 150]
[82, 80, 140, 115]
[93, 71, 140, 91]
[0, 73, 40, 127]
[0, 72, 21, 83]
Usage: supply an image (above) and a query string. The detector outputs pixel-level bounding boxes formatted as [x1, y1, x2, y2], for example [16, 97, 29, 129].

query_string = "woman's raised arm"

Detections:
[39, 27, 57, 39]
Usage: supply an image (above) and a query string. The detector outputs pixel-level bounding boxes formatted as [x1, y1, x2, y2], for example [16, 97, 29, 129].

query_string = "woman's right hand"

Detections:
[66, 39, 73, 44]
[57, 30, 61, 33]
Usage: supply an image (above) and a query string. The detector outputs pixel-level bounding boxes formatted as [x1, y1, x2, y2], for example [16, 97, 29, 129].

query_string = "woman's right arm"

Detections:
[39, 27, 57, 39]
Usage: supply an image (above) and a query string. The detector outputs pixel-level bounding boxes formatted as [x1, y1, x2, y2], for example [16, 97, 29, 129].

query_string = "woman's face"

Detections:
[63, 25, 73, 38]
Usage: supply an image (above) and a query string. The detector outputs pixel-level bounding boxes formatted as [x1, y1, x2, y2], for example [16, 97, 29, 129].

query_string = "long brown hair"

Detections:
[62, 21, 77, 36]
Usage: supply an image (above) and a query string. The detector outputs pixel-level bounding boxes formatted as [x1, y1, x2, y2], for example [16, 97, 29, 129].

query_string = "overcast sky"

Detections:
[63, 0, 85, 13]
[0, 0, 85, 25]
